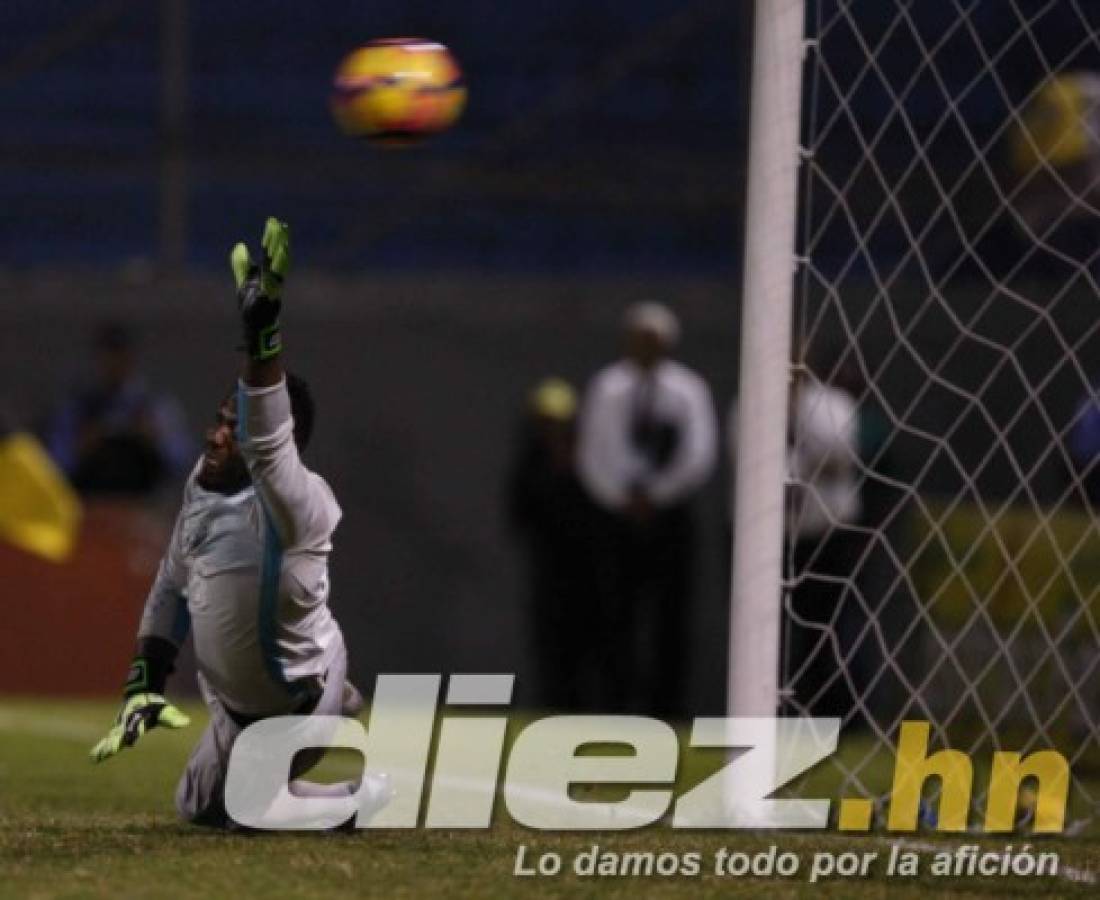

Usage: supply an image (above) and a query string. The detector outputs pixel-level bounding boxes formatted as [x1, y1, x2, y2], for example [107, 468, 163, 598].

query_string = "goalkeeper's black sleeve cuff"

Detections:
[125, 636, 179, 696]
[245, 320, 282, 361]
[237, 276, 283, 361]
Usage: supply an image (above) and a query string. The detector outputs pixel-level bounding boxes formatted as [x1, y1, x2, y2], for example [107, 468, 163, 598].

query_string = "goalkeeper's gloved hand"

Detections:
[89, 650, 190, 763]
[89, 692, 190, 763]
[230, 217, 291, 361]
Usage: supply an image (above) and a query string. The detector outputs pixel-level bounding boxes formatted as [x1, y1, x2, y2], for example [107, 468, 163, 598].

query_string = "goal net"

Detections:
[781, 0, 1100, 829]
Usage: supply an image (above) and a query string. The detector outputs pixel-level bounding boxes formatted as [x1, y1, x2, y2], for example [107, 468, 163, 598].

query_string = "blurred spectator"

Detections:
[578, 302, 717, 718]
[833, 359, 907, 724]
[1008, 72, 1100, 268]
[507, 377, 600, 711]
[46, 323, 193, 496]
[782, 367, 862, 718]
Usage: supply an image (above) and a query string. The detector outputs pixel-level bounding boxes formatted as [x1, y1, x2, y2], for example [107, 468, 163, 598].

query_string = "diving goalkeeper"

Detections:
[90, 218, 382, 828]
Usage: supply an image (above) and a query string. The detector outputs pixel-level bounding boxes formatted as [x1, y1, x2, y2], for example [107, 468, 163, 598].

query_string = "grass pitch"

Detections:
[0, 697, 1097, 899]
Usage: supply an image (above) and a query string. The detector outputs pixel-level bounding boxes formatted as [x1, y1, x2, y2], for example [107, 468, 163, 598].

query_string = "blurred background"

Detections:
[0, 0, 752, 710]
[2, 0, 1099, 732]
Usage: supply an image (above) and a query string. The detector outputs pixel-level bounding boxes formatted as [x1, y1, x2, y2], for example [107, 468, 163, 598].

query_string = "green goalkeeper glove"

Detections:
[90, 644, 190, 763]
[89, 692, 190, 763]
[230, 217, 291, 361]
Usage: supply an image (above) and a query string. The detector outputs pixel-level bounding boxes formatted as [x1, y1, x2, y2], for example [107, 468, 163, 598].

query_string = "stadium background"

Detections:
[1, 0, 1096, 713]
[0, 0, 753, 710]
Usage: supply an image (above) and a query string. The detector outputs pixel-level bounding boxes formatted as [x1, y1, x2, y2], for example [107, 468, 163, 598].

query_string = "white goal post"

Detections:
[729, 0, 805, 720]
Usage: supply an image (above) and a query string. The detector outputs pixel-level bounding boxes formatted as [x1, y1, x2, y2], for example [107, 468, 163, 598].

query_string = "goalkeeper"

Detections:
[90, 218, 382, 828]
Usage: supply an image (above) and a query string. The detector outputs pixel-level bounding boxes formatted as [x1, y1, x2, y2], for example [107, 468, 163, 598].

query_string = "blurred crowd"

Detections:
[508, 302, 716, 718]
[507, 298, 1100, 722]
[43, 323, 193, 498]
[504, 301, 916, 720]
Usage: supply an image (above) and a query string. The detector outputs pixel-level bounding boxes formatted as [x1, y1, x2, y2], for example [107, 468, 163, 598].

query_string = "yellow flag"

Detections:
[0, 432, 81, 563]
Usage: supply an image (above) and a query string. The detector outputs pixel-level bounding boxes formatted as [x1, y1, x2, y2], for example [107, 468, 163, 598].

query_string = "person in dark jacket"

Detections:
[46, 323, 193, 496]
[508, 378, 600, 711]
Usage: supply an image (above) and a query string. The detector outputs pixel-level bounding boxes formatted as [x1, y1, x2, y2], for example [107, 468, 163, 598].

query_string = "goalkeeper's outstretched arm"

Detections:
[90, 508, 192, 763]
[230, 218, 339, 552]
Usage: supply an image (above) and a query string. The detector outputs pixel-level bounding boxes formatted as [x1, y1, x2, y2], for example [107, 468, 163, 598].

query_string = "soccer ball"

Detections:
[330, 38, 466, 145]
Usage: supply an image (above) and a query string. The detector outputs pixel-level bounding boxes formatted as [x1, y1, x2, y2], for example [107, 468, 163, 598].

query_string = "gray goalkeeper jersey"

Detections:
[138, 379, 344, 717]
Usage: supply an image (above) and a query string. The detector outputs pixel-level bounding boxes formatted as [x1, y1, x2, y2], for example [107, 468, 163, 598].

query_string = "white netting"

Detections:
[787, 0, 1100, 828]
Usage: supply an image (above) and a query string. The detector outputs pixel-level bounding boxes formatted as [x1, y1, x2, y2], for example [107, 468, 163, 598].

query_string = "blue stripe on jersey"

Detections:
[258, 497, 305, 700]
[239, 380, 302, 701]
[258, 512, 287, 689]
[235, 381, 249, 444]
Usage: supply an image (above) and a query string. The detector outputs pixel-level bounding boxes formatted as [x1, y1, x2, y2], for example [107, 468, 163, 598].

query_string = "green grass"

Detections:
[0, 698, 1097, 899]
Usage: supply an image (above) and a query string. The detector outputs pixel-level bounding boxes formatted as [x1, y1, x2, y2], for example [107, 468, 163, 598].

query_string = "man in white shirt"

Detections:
[729, 367, 862, 718]
[787, 376, 861, 542]
[578, 302, 717, 717]
[89, 218, 387, 828]
[785, 373, 863, 718]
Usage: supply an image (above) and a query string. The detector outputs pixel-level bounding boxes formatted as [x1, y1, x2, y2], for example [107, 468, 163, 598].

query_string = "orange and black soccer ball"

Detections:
[330, 38, 466, 145]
